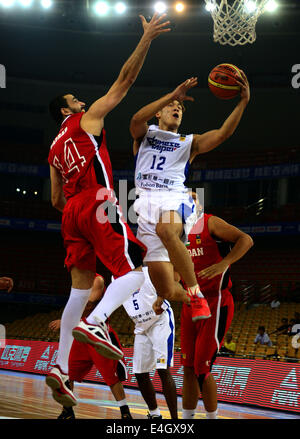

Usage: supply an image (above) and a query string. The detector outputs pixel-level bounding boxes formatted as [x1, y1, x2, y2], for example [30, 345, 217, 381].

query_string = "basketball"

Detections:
[208, 63, 242, 100]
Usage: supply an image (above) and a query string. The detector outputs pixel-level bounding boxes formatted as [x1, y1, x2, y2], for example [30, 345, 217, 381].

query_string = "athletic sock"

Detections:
[116, 398, 128, 407]
[187, 284, 204, 298]
[149, 408, 160, 417]
[87, 271, 144, 324]
[56, 288, 91, 374]
[182, 409, 196, 419]
[205, 409, 218, 419]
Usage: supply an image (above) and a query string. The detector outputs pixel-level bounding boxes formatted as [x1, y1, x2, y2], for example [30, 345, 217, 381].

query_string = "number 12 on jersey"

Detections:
[150, 155, 166, 171]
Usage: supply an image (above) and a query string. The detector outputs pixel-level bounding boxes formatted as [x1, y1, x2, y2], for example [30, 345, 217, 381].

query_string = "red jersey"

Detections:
[48, 113, 114, 200]
[187, 213, 232, 297]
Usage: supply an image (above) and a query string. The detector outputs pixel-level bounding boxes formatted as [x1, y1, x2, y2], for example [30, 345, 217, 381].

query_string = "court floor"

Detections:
[0, 370, 299, 420]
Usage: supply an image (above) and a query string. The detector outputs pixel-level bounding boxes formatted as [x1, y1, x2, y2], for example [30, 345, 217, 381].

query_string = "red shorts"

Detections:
[180, 289, 234, 376]
[61, 186, 146, 276]
[68, 326, 126, 386]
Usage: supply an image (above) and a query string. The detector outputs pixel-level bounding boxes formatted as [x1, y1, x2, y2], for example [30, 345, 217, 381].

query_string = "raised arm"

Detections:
[197, 216, 253, 280]
[190, 71, 250, 162]
[130, 77, 198, 143]
[81, 13, 171, 135]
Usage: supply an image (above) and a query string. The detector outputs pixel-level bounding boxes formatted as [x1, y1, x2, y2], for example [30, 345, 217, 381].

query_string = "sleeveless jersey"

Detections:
[48, 113, 114, 200]
[135, 124, 193, 191]
[123, 267, 171, 334]
[186, 213, 232, 297]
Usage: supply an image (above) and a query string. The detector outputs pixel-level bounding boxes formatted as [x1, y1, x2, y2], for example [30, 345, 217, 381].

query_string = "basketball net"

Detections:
[204, 0, 270, 46]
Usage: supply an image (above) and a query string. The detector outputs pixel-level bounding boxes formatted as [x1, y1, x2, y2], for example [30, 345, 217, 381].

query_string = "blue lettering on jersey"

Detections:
[147, 136, 181, 153]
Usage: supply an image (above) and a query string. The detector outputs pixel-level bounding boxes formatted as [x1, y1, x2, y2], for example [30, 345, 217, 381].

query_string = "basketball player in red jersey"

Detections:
[49, 275, 132, 419]
[180, 195, 253, 419]
[46, 14, 171, 407]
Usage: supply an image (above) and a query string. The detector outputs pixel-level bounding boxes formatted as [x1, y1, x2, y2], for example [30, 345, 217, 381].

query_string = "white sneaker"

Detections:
[72, 318, 123, 360]
[46, 365, 77, 407]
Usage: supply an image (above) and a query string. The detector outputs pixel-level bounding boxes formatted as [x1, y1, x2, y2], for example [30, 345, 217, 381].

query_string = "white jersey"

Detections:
[135, 124, 193, 192]
[123, 267, 171, 335]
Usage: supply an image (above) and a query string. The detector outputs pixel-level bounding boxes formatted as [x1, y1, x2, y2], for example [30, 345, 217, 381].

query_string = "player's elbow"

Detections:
[239, 232, 254, 251]
[94, 276, 105, 296]
[130, 113, 144, 128]
[245, 233, 254, 249]
[51, 195, 59, 209]
[51, 194, 64, 212]
[130, 117, 147, 140]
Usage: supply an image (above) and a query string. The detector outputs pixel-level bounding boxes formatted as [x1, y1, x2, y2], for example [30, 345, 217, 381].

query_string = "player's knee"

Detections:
[156, 223, 178, 244]
[184, 366, 196, 379]
[197, 373, 210, 392]
[157, 368, 168, 378]
[135, 372, 150, 384]
[158, 368, 173, 383]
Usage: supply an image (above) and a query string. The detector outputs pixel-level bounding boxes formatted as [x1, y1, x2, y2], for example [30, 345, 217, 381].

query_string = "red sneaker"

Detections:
[190, 295, 211, 322]
[46, 365, 77, 407]
[72, 318, 123, 360]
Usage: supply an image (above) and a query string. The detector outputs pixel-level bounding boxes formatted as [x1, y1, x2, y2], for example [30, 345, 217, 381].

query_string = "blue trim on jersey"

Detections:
[177, 200, 195, 224]
[166, 307, 174, 367]
[184, 159, 190, 182]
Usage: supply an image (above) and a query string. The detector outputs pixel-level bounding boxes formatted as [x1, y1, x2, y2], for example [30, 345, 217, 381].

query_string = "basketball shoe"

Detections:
[46, 365, 77, 407]
[121, 412, 133, 419]
[147, 412, 163, 419]
[57, 407, 75, 419]
[190, 295, 211, 322]
[72, 318, 123, 360]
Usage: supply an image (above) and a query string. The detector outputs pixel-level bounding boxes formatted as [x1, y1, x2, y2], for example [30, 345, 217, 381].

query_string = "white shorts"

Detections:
[132, 306, 175, 374]
[134, 189, 197, 262]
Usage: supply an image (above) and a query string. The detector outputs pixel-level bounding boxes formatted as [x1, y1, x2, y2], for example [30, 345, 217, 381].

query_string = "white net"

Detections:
[204, 0, 270, 46]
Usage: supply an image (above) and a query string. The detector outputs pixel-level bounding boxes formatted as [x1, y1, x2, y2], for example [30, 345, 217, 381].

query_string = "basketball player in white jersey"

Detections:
[122, 267, 178, 419]
[131, 74, 250, 322]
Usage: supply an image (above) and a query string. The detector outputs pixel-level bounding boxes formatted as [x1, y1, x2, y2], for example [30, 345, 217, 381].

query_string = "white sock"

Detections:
[87, 271, 144, 324]
[182, 409, 196, 419]
[187, 284, 204, 298]
[149, 408, 160, 416]
[116, 398, 127, 407]
[56, 288, 91, 374]
[205, 409, 218, 419]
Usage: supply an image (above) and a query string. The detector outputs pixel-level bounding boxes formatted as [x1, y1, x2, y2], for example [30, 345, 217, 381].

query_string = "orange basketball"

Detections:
[208, 63, 242, 100]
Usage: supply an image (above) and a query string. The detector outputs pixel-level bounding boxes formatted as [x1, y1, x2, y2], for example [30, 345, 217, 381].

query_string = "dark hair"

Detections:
[49, 94, 69, 124]
[258, 326, 265, 331]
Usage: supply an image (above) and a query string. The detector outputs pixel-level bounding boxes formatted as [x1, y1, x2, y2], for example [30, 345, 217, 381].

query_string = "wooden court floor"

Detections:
[0, 370, 299, 420]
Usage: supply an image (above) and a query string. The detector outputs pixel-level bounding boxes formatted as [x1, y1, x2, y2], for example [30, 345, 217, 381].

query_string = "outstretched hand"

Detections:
[152, 296, 165, 315]
[140, 13, 171, 40]
[172, 77, 198, 103]
[48, 319, 61, 331]
[197, 260, 229, 280]
[236, 70, 250, 103]
[0, 277, 13, 292]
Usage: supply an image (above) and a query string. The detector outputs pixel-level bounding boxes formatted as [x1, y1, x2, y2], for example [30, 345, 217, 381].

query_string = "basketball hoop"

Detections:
[204, 0, 271, 46]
